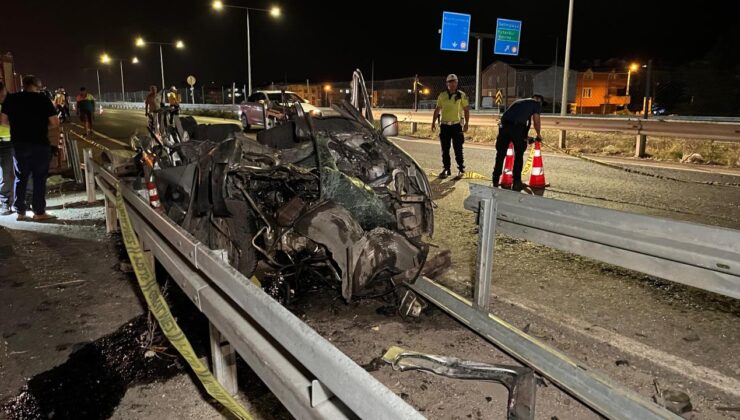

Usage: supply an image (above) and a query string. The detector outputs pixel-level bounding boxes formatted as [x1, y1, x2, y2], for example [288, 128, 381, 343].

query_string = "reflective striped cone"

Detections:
[499, 142, 515, 188]
[146, 174, 162, 210]
[528, 141, 549, 188]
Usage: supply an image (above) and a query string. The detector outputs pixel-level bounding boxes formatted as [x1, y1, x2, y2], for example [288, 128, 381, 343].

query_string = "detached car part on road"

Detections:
[114, 72, 436, 305]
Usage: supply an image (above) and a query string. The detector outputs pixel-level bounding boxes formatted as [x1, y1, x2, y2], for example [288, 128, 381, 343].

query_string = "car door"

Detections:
[246, 92, 267, 126]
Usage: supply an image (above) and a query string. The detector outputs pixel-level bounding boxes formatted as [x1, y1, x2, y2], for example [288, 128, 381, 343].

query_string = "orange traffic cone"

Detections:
[499, 142, 514, 188]
[527, 141, 549, 189]
[146, 173, 163, 211]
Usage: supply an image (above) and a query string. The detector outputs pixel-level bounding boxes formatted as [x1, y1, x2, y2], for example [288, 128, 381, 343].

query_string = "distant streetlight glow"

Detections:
[324, 84, 332, 92]
[132, 37, 185, 96]
[627, 62, 640, 96]
[98, 53, 137, 101]
[213, 2, 283, 95]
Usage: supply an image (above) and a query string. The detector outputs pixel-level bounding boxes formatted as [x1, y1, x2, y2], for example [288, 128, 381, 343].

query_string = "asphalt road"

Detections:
[26, 108, 740, 417]
[71, 108, 740, 229]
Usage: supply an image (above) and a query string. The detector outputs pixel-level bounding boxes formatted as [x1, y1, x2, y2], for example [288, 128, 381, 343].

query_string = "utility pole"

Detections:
[558, 0, 575, 148]
[413, 74, 419, 111]
[636, 59, 653, 157]
[552, 37, 559, 114]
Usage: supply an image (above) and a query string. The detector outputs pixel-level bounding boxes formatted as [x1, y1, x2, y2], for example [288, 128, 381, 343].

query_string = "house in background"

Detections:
[572, 68, 631, 114]
[533, 65, 577, 111]
[481, 61, 540, 108]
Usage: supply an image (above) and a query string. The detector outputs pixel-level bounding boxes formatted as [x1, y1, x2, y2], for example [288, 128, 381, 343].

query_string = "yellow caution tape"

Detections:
[115, 192, 253, 420]
[426, 170, 492, 181]
[521, 145, 536, 177]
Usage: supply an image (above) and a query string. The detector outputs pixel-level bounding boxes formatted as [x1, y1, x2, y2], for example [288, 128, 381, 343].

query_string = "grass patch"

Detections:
[397, 122, 740, 167]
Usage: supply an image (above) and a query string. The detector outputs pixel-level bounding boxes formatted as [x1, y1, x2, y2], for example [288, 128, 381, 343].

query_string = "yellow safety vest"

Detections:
[436, 90, 469, 123]
[0, 104, 10, 140]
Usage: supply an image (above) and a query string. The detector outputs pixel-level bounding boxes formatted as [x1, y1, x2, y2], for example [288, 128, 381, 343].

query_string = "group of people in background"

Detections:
[0, 76, 98, 220]
[1, 71, 541, 223]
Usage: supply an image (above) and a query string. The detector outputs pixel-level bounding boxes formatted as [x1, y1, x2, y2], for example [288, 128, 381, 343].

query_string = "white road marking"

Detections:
[495, 290, 740, 398]
[70, 123, 128, 148]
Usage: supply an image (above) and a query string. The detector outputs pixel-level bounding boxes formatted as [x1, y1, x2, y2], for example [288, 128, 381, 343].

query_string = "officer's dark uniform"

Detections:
[492, 98, 542, 186]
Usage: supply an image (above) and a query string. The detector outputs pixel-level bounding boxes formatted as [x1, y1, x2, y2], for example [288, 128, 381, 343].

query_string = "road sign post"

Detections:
[440, 11, 471, 52]
[187, 75, 196, 104]
[494, 18, 522, 56]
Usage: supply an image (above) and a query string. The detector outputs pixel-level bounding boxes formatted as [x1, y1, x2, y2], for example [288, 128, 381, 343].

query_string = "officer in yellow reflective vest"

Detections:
[431, 74, 470, 179]
[0, 80, 13, 215]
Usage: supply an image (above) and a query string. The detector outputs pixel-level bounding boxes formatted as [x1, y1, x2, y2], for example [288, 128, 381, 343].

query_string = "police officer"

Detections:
[432, 74, 470, 179]
[492, 94, 546, 190]
[0, 81, 13, 215]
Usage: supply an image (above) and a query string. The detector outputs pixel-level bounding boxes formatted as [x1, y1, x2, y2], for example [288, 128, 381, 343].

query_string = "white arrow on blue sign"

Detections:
[440, 11, 471, 52]
[494, 18, 522, 56]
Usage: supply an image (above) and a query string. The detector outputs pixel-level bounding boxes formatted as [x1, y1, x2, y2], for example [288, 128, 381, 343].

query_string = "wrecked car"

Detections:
[119, 71, 438, 306]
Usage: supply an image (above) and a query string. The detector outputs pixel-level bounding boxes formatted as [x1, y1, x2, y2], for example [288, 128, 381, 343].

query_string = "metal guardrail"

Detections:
[377, 108, 740, 142]
[464, 184, 740, 300]
[98, 102, 740, 142]
[85, 158, 423, 420]
[408, 277, 679, 420]
[100, 101, 239, 114]
[82, 152, 687, 419]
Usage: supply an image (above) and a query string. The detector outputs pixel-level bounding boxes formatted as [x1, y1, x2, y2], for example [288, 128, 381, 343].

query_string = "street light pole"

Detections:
[159, 44, 165, 100]
[247, 9, 252, 95]
[136, 38, 183, 102]
[475, 36, 482, 111]
[119, 60, 125, 101]
[413, 74, 418, 111]
[558, 0, 575, 148]
[212, 2, 280, 95]
[96, 68, 101, 101]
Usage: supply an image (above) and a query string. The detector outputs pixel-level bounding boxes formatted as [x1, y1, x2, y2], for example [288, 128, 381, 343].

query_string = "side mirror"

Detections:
[380, 113, 398, 137]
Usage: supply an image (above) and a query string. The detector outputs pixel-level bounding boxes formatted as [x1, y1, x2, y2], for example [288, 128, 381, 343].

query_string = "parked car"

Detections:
[651, 102, 667, 116]
[238, 90, 319, 130]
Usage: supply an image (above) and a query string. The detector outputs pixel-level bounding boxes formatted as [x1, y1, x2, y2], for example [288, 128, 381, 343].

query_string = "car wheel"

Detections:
[240, 114, 250, 132]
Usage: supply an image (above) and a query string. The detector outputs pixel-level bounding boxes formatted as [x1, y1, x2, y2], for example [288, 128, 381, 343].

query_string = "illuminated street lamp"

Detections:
[100, 52, 139, 101]
[626, 62, 639, 96]
[212, 1, 282, 95]
[135, 37, 185, 96]
[323, 84, 332, 106]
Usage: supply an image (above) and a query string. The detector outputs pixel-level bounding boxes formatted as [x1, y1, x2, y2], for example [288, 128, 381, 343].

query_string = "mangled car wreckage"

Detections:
[114, 71, 442, 307]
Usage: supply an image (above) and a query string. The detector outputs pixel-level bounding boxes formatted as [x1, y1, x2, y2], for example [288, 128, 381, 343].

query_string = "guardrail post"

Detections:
[83, 148, 96, 203]
[635, 134, 647, 157]
[474, 198, 497, 312]
[209, 250, 238, 395]
[558, 130, 567, 149]
[411, 122, 418, 134]
[104, 195, 119, 233]
[209, 323, 238, 395]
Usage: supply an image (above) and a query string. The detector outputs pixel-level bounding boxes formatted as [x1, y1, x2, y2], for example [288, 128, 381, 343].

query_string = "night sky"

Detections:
[1, 1, 734, 92]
